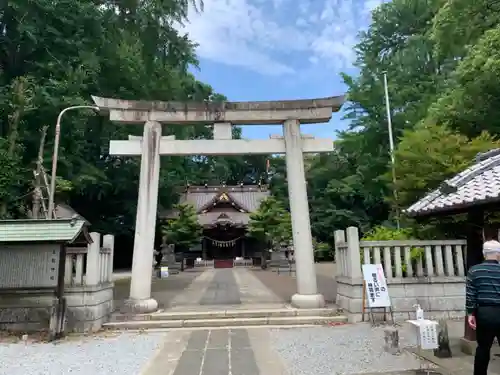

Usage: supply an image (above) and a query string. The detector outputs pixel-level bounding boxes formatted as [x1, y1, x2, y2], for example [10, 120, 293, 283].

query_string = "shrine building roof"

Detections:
[160, 185, 270, 227]
[181, 185, 270, 212]
[406, 149, 500, 217]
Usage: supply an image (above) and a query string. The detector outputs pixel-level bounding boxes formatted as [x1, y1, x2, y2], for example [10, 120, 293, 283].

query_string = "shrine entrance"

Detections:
[162, 185, 268, 268]
[204, 223, 245, 268]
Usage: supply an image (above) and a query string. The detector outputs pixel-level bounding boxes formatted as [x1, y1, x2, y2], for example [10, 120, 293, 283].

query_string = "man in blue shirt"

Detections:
[467, 238, 500, 375]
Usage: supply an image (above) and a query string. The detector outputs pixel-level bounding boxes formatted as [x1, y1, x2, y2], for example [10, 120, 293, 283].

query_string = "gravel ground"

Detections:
[0, 332, 165, 375]
[269, 323, 428, 375]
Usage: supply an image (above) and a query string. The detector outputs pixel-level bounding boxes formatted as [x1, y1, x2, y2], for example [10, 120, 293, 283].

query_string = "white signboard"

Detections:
[160, 266, 169, 278]
[408, 319, 439, 350]
[419, 321, 439, 350]
[362, 264, 391, 308]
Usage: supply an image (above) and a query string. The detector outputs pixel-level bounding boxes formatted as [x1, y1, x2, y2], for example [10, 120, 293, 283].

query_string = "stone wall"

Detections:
[335, 227, 466, 322]
[0, 284, 114, 332]
[0, 232, 115, 333]
[65, 283, 114, 332]
[0, 290, 56, 331]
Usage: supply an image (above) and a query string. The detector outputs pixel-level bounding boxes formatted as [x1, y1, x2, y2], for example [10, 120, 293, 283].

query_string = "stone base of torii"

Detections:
[92, 95, 345, 313]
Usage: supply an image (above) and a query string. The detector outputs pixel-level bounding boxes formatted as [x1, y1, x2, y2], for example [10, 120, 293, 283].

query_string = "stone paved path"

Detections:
[139, 323, 440, 375]
[117, 268, 289, 313]
[199, 269, 241, 305]
[140, 328, 288, 375]
[251, 264, 338, 304]
[113, 263, 338, 312]
[113, 269, 204, 310]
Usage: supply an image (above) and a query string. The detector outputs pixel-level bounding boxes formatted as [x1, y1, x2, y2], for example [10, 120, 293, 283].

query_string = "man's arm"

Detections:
[466, 267, 477, 315]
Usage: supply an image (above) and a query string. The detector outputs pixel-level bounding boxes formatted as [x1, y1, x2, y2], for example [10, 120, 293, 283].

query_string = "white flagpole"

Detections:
[382, 71, 401, 229]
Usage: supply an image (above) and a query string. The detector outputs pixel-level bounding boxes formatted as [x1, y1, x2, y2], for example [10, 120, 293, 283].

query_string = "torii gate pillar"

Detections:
[283, 119, 324, 307]
[93, 95, 345, 312]
[127, 121, 162, 312]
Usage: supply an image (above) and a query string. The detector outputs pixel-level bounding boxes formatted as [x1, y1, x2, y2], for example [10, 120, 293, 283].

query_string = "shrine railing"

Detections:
[64, 232, 115, 287]
[334, 227, 466, 279]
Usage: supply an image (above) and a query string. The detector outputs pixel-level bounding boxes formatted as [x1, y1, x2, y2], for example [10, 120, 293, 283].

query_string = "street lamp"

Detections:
[47, 105, 99, 219]
[382, 71, 400, 229]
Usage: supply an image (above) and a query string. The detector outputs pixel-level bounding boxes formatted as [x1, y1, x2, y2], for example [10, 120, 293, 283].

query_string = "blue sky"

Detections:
[178, 0, 384, 139]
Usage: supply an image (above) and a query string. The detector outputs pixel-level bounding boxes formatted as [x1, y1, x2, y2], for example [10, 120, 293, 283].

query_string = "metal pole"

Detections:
[47, 105, 99, 219]
[382, 72, 400, 229]
[33, 126, 49, 219]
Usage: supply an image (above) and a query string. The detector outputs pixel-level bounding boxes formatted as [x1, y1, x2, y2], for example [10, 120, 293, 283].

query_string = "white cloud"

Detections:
[177, 0, 384, 76]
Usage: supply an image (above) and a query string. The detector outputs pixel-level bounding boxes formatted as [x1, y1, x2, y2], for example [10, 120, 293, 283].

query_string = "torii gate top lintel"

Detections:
[91, 95, 345, 125]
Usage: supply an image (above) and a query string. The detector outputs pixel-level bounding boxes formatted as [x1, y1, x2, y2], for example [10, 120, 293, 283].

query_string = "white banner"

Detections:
[362, 263, 391, 308]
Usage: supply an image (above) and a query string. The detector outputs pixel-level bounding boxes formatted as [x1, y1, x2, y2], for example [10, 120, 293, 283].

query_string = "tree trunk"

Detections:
[0, 77, 30, 218]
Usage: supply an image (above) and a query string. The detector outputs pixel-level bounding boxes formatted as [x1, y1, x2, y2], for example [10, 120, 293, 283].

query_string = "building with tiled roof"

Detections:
[406, 149, 500, 217]
[161, 185, 270, 267]
[406, 149, 500, 346]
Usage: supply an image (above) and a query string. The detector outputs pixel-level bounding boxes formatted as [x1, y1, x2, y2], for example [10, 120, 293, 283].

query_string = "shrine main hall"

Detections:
[162, 184, 270, 267]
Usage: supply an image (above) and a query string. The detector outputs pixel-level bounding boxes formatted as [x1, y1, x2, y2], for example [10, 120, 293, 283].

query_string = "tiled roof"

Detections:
[54, 203, 88, 223]
[406, 149, 500, 216]
[181, 185, 269, 213]
[198, 212, 250, 226]
[162, 185, 270, 224]
[0, 219, 88, 243]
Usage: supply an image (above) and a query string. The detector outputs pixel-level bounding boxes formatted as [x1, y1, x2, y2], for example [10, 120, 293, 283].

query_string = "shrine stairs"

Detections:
[108, 267, 346, 330]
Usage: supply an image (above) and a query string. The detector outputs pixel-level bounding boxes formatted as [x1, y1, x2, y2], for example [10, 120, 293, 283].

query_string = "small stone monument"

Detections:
[433, 319, 452, 358]
[384, 327, 400, 355]
[270, 248, 287, 261]
[161, 244, 180, 275]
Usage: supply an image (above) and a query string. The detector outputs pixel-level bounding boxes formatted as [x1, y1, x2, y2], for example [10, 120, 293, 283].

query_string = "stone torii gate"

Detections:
[92, 95, 345, 313]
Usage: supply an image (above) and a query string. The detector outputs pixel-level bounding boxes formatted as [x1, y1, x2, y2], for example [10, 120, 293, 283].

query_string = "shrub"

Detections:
[361, 226, 424, 276]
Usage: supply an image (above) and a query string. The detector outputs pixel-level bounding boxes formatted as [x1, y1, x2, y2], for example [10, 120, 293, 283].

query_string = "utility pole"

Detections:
[382, 71, 401, 229]
[32, 126, 48, 219]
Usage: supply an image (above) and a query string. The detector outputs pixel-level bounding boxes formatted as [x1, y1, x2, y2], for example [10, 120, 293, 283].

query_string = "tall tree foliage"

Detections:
[296, 0, 500, 240]
[0, 1, 265, 246]
[4, 0, 500, 254]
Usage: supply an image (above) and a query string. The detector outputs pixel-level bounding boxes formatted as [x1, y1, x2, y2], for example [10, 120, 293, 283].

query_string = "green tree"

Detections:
[162, 203, 202, 252]
[312, 239, 332, 262]
[426, 26, 500, 137]
[430, 0, 500, 63]
[391, 123, 500, 208]
[300, 0, 448, 237]
[247, 197, 292, 249]
[0, 0, 260, 256]
[302, 0, 500, 240]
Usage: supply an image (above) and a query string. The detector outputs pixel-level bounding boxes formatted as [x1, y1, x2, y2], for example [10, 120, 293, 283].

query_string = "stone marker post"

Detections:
[103, 234, 115, 283]
[384, 327, 400, 355]
[434, 319, 452, 358]
[86, 232, 101, 286]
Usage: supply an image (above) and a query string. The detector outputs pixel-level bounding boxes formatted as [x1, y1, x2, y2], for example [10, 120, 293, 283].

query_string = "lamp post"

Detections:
[47, 105, 99, 219]
[382, 71, 400, 229]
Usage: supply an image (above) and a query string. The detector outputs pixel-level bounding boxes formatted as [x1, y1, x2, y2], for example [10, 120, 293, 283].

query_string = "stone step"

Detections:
[111, 307, 341, 322]
[104, 315, 348, 330]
